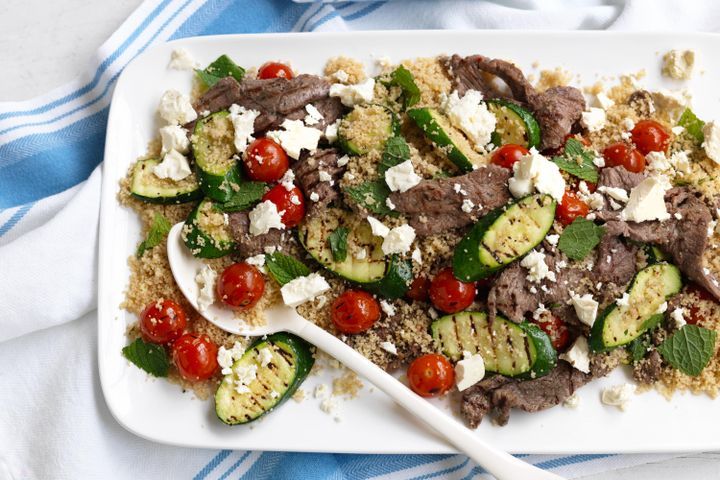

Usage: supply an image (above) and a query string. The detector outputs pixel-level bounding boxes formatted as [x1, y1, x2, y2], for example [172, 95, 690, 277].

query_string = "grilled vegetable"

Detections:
[338, 105, 399, 155]
[215, 333, 314, 425]
[183, 198, 235, 258]
[487, 99, 541, 149]
[590, 262, 683, 352]
[431, 311, 556, 378]
[192, 111, 243, 202]
[130, 158, 201, 204]
[453, 194, 556, 282]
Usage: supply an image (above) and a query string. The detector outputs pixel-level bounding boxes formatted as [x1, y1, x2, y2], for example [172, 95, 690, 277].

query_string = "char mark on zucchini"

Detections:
[292, 148, 346, 215]
[445, 54, 586, 150]
[387, 164, 511, 236]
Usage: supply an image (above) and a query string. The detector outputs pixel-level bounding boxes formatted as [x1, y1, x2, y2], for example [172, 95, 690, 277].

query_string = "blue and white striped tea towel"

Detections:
[3, 0, 720, 478]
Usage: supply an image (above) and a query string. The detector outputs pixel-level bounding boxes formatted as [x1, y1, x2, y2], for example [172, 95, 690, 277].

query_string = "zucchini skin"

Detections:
[589, 262, 682, 352]
[192, 111, 244, 203]
[453, 194, 556, 282]
[407, 107, 479, 172]
[215, 332, 315, 425]
[183, 199, 235, 258]
[130, 158, 202, 204]
[487, 99, 542, 149]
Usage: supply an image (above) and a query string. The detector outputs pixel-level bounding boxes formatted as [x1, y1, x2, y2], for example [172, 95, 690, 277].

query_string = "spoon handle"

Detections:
[293, 320, 564, 480]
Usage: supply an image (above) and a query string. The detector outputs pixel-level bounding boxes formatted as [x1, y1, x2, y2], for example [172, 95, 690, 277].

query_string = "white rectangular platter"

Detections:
[99, 30, 720, 454]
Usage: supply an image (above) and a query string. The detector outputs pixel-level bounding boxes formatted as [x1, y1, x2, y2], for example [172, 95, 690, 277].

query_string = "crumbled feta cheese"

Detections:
[651, 89, 691, 122]
[656, 301, 668, 314]
[324, 120, 339, 144]
[546, 234, 559, 246]
[234, 364, 258, 394]
[168, 48, 198, 70]
[380, 341, 398, 355]
[455, 351, 486, 391]
[570, 292, 599, 327]
[411, 247, 423, 265]
[592, 156, 605, 168]
[453, 183, 462, 194]
[337, 154, 349, 167]
[508, 148, 566, 202]
[380, 300, 396, 317]
[669, 151, 691, 174]
[595, 91, 615, 110]
[280, 273, 331, 307]
[270, 390, 280, 399]
[280, 169, 296, 191]
[264, 246, 277, 254]
[616, 292, 631, 309]
[248, 200, 285, 236]
[601, 384, 635, 411]
[621, 118, 636, 131]
[442, 90, 496, 149]
[382, 224, 416, 255]
[153, 149, 192, 181]
[384, 160, 422, 192]
[662, 49, 695, 80]
[598, 185, 629, 204]
[428, 307, 439, 319]
[257, 347, 273, 367]
[367, 216, 390, 237]
[674, 212, 683, 220]
[520, 250, 556, 283]
[532, 303, 547, 320]
[267, 119, 322, 160]
[621, 177, 671, 222]
[703, 121, 720, 165]
[672, 126, 685, 135]
[290, 194, 301, 205]
[461, 199, 475, 213]
[563, 393, 580, 409]
[581, 108, 607, 132]
[304, 104, 324, 126]
[671, 308, 687, 329]
[355, 248, 367, 260]
[560, 336, 591, 373]
[245, 254, 266, 273]
[159, 125, 190, 155]
[310, 192, 320, 202]
[158, 89, 197, 125]
[229, 104, 260, 152]
[320, 396, 339, 416]
[217, 346, 234, 375]
[385, 197, 396, 210]
[329, 78, 375, 107]
[708, 220, 718, 238]
[318, 170, 333, 183]
[332, 69, 350, 83]
[645, 151, 672, 174]
[314, 383, 328, 398]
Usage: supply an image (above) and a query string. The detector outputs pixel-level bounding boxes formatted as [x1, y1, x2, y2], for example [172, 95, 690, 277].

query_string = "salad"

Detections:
[120, 47, 720, 427]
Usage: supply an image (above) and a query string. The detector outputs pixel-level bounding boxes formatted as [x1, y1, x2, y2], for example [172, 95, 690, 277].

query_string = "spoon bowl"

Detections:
[166, 221, 563, 480]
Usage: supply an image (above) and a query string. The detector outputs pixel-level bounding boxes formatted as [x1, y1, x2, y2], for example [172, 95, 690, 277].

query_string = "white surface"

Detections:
[100, 30, 720, 455]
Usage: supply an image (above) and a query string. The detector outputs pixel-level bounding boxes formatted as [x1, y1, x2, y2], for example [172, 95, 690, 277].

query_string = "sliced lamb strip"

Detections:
[292, 148, 345, 215]
[444, 55, 585, 150]
[227, 211, 296, 257]
[387, 164, 511, 236]
[191, 74, 337, 132]
[461, 361, 592, 428]
[592, 233, 639, 287]
[632, 350, 663, 385]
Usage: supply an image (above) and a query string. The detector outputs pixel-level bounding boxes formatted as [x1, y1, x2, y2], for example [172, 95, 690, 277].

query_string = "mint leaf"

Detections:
[195, 54, 245, 88]
[552, 138, 599, 183]
[387, 65, 421, 109]
[265, 252, 311, 286]
[378, 136, 411, 175]
[628, 337, 650, 363]
[328, 227, 349, 262]
[658, 324, 717, 376]
[122, 338, 169, 377]
[557, 217, 605, 260]
[677, 108, 705, 144]
[345, 180, 396, 216]
[136, 213, 172, 258]
[219, 182, 267, 212]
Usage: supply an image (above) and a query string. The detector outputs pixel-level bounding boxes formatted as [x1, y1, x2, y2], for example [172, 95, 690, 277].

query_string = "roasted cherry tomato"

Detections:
[429, 267, 476, 314]
[406, 276, 430, 302]
[631, 119, 670, 155]
[556, 191, 589, 226]
[258, 62, 294, 80]
[216, 263, 265, 310]
[243, 137, 289, 182]
[685, 284, 719, 326]
[171, 333, 219, 381]
[491, 144, 529, 169]
[139, 299, 187, 344]
[262, 184, 306, 228]
[602, 142, 646, 173]
[535, 313, 570, 351]
[331, 290, 381, 334]
[407, 354, 455, 397]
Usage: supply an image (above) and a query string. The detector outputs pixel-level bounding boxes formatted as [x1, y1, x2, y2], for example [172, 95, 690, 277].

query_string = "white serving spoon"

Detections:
[167, 222, 563, 480]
